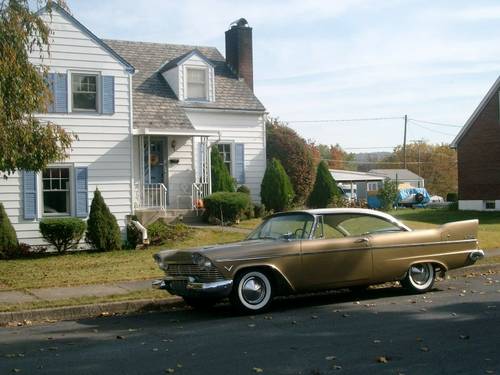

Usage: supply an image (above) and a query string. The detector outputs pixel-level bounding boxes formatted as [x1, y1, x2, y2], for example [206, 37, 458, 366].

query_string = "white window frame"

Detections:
[367, 182, 379, 192]
[69, 70, 101, 113]
[217, 142, 234, 176]
[484, 200, 496, 210]
[184, 66, 208, 101]
[40, 164, 74, 217]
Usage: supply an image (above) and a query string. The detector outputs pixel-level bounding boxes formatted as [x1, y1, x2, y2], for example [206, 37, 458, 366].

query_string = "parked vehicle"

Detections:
[153, 208, 483, 313]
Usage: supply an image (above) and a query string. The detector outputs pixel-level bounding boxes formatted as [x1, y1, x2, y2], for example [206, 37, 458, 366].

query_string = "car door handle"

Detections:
[355, 238, 369, 243]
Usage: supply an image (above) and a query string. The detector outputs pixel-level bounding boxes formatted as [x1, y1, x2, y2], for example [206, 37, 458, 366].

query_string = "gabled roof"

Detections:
[451, 76, 500, 148]
[369, 169, 423, 181]
[39, 3, 135, 73]
[105, 40, 265, 130]
[330, 169, 385, 182]
[158, 49, 215, 74]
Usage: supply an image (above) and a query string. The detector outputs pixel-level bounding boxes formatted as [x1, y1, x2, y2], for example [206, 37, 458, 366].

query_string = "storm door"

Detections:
[144, 137, 166, 184]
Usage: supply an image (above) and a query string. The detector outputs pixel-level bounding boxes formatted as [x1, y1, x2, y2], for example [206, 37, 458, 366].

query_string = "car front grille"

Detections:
[166, 264, 225, 283]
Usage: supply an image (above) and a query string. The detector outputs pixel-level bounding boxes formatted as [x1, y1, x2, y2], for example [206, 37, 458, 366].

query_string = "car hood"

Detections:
[155, 239, 286, 264]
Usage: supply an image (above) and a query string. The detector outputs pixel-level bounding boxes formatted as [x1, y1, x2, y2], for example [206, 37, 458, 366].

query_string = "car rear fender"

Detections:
[402, 260, 448, 279]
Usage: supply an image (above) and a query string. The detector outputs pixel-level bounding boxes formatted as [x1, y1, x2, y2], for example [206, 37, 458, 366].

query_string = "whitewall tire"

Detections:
[231, 270, 273, 313]
[401, 263, 435, 293]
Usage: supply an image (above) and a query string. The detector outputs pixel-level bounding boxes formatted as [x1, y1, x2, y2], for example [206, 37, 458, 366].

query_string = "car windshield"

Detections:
[247, 213, 315, 240]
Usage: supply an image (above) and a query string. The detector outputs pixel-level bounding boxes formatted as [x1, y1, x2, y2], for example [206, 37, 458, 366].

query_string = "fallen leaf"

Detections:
[12, 369, 21, 373]
[291, 320, 298, 325]
[165, 369, 175, 374]
[325, 356, 336, 361]
[100, 312, 110, 317]
[373, 339, 381, 344]
[116, 335, 125, 340]
[332, 365, 342, 370]
[342, 313, 350, 318]
[311, 315, 318, 319]
[376, 356, 390, 363]
[420, 346, 429, 352]
[253, 367, 263, 373]
[459, 335, 470, 340]
[248, 324, 256, 328]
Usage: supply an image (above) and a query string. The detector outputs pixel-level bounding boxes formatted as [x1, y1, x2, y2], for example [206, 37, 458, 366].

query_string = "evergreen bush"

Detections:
[446, 192, 458, 202]
[85, 188, 121, 251]
[307, 161, 341, 208]
[211, 147, 235, 192]
[147, 221, 192, 245]
[203, 192, 252, 224]
[0, 202, 19, 259]
[39, 218, 86, 253]
[377, 179, 398, 211]
[261, 158, 294, 212]
[236, 185, 251, 195]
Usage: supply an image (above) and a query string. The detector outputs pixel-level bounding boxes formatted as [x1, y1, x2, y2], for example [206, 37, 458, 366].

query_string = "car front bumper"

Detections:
[152, 277, 233, 299]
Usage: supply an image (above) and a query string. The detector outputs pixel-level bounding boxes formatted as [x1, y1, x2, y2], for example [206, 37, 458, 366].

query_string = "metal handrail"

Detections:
[192, 182, 209, 214]
[141, 183, 168, 210]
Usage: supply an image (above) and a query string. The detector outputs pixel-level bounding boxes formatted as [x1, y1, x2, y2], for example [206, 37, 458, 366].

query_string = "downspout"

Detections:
[128, 72, 135, 214]
[131, 220, 149, 245]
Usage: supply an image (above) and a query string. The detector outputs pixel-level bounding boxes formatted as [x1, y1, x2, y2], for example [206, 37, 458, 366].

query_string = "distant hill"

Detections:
[353, 151, 392, 172]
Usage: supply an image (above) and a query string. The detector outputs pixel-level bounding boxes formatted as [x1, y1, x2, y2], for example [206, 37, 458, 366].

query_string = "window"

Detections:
[337, 214, 403, 236]
[186, 68, 207, 100]
[42, 167, 70, 215]
[72, 73, 98, 111]
[485, 200, 496, 210]
[217, 143, 232, 173]
[367, 182, 379, 192]
[247, 214, 315, 240]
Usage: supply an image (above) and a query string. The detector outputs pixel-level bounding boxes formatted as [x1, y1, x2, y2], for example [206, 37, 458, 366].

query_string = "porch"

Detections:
[133, 129, 218, 215]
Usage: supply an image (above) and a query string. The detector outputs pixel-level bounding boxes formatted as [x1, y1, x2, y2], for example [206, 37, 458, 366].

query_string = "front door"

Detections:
[144, 137, 166, 184]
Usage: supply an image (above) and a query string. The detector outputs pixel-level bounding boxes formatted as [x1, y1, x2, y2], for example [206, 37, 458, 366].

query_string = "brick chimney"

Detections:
[225, 18, 253, 91]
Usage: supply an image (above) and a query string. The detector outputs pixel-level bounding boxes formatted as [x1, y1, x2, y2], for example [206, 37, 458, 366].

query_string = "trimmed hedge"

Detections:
[39, 218, 86, 253]
[203, 192, 252, 224]
[0, 202, 18, 259]
[86, 188, 121, 251]
[261, 158, 294, 212]
[147, 221, 192, 245]
[211, 146, 235, 193]
[236, 185, 251, 195]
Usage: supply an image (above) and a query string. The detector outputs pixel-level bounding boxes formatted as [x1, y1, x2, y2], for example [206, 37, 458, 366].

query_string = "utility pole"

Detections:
[403, 114, 408, 169]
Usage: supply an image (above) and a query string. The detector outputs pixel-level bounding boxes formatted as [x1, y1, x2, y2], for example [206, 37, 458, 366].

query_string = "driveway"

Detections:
[0, 271, 498, 374]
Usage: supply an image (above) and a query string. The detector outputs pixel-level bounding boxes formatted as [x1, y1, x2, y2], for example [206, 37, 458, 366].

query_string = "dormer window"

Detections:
[186, 68, 207, 100]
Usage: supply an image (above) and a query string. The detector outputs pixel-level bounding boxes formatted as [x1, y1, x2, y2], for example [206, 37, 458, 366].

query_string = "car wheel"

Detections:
[183, 297, 219, 310]
[230, 270, 273, 313]
[401, 263, 435, 293]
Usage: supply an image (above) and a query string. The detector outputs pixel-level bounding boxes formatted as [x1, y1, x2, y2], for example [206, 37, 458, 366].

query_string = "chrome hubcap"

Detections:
[410, 264, 430, 285]
[241, 276, 266, 305]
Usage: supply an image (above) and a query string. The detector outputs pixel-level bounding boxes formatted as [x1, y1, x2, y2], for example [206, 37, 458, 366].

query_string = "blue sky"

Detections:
[66, 0, 500, 150]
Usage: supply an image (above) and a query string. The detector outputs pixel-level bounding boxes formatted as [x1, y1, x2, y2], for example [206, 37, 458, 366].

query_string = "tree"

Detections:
[307, 161, 341, 208]
[210, 146, 235, 192]
[261, 158, 294, 212]
[0, 202, 18, 258]
[266, 118, 315, 205]
[377, 178, 398, 211]
[85, 189, 121, 251]
[0, 0, 74, 175]
[381, 142, 457, 197]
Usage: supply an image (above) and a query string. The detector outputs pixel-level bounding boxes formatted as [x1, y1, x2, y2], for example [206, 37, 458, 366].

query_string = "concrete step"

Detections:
[135, 208, 204, 226]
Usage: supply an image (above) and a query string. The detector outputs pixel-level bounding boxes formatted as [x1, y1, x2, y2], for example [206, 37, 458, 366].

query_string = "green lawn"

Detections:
[0, 228, 246, 291]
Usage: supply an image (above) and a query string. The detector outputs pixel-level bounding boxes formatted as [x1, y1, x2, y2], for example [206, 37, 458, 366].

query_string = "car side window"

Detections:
[338, 215, 402, 236]
[314, 215, 345, 239]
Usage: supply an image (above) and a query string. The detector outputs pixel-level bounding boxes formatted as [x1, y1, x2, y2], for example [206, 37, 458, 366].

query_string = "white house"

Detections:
[0, 6, 266, 245]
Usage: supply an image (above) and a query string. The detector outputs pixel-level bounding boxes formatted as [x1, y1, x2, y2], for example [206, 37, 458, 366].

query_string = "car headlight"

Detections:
[192, 253, 213, 270]
[153, 254, 168, 271]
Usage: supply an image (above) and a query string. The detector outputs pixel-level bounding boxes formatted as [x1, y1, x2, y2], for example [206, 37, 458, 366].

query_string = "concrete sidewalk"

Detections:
[0, 279, 155, 306]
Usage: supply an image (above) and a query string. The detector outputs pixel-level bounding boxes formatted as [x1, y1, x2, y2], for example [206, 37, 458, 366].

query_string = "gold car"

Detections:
[153, 208, 484, 313]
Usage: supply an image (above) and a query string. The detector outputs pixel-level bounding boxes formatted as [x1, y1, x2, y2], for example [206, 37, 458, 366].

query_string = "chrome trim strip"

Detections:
[216, 253, 301, 263]
[371, 238, 477, 250]
[388, 249, 480, 261]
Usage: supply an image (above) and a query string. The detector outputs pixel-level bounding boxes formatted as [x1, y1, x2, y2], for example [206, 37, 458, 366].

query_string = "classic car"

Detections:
[153, 208, 484, 313]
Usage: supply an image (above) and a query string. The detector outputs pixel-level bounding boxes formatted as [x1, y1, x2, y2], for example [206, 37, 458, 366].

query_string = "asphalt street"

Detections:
[0, 270, 499, 375]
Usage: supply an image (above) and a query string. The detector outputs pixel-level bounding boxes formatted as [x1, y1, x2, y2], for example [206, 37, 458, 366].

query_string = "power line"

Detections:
[409, 120, 457, 137]
[408, 118, 462, 128]
[320, 158, 457, 165]
[342, 146, 395, 150]
[286, 116, 404, 124]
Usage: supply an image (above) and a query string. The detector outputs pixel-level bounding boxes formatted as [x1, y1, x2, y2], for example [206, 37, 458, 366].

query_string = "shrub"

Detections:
[253, 203, 265, 218]
[147, 221, 192, 245]
[377, 179, 398, 211]
[0, 202, 19, 259]
[126, 219, 142, 250]
[86, 188, 121, 251]
[266, 118, 315, 204]
[446, 193, 458, 202]
[39, 218, 86, 253]
[203, 192, 252, 224]
[307, 161, 341, 208]
[261, 158, 294, 212]
[211, 146, 235, 193]
[236, 185, 251, 195]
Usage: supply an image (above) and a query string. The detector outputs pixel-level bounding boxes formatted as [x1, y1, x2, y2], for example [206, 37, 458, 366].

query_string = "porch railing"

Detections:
[140, 183, 168, 211]
[192, 182, 210, 214]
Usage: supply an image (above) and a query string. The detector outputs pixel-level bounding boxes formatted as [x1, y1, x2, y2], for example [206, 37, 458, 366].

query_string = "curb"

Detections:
[0, 297, 184, 327]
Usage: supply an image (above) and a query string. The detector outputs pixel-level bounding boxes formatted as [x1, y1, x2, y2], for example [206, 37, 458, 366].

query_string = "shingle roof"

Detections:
[369, 169, 424, 181]
[104, 40, 265, 130]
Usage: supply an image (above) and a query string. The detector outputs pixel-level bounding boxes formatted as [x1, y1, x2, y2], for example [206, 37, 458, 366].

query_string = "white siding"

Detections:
[0, 8, 133, 245]
[167, 136, 195, 208]
[186, 110, 266, 202]
[179, 55, 215, 102]
[459, 200, 500, 211]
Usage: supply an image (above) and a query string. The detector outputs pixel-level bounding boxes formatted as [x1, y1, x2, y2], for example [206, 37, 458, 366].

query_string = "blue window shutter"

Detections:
[235, 143, 245, 184]
[101, 76, 115, 114]
[46, 73, 56, 113]
[54, 73, 68, 113]
[22, 171, 37, 220]
[74, 167, 89, 218]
